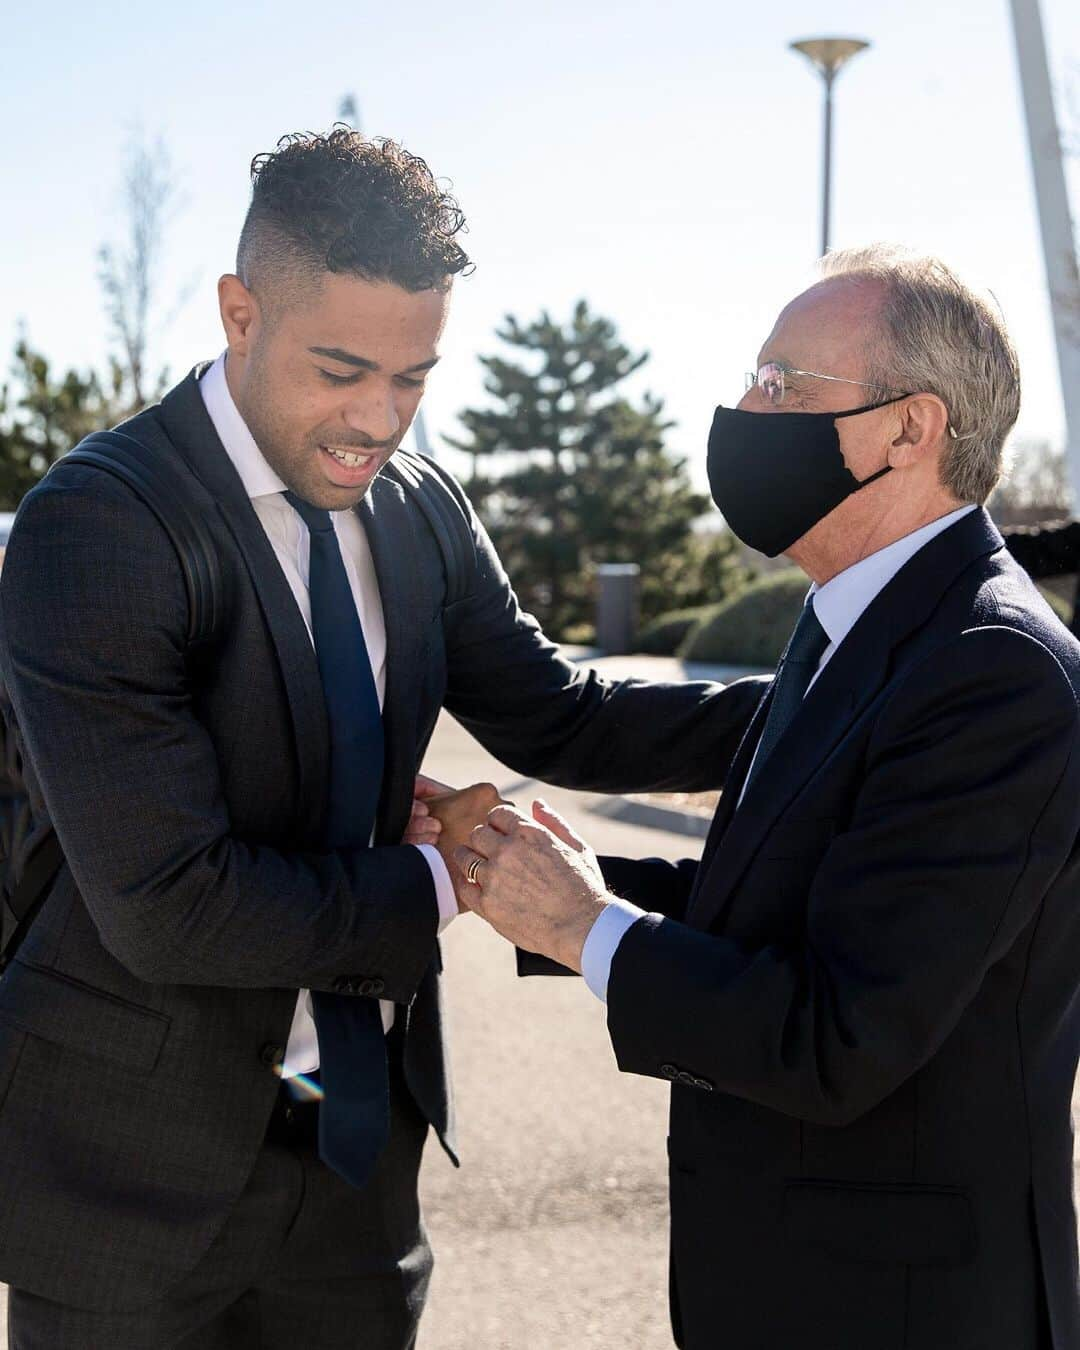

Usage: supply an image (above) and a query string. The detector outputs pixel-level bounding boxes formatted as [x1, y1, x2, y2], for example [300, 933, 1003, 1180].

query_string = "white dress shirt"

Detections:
[580, 505, 977, 1003]
[199, 353, 456, 1070]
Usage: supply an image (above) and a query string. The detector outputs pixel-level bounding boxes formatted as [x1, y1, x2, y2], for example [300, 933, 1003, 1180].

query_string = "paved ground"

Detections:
[416, 705, 694, 1350]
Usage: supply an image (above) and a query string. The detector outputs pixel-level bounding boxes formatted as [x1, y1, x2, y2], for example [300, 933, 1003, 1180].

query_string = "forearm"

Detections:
[443, 562, 766, 792]
[81, 835, 440, 996]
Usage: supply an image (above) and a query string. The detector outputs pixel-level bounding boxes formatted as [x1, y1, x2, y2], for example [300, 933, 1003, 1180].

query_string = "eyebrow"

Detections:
[307, 346, 440, 375]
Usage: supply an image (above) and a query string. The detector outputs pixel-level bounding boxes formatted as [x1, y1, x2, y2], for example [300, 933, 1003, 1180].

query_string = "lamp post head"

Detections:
[790, 37, 870, 85]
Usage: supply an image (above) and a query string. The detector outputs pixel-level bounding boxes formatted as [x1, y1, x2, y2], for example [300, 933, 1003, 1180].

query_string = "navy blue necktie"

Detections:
[284, 491, 388, 1189]
[743, 599, 829, 796]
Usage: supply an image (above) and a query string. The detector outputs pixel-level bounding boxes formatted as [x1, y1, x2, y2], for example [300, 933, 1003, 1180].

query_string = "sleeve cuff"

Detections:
[415, 844, 457, 933]
[581, 897, 646, 1003]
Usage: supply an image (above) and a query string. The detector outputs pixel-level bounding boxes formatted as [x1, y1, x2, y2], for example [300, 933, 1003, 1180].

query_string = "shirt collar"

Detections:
[811, 505, 977, 651]
[199, 352, 288, 501]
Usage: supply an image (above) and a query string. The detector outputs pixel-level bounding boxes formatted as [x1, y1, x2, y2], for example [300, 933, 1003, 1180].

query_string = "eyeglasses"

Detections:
[744, 361, 890, 407]
[744, 360, 972, 440]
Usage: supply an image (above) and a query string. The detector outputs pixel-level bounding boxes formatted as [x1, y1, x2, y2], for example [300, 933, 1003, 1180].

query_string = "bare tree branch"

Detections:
[97, 132, 192, 413]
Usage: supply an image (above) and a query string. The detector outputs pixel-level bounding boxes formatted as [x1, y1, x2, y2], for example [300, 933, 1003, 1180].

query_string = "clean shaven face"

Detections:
[219, 270, 450, 510]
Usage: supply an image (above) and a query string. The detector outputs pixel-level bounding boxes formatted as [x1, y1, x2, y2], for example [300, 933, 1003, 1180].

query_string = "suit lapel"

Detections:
[693, 681, 773, 876]
[157, 370, 329, 845]
[687, 509, 1005, 932]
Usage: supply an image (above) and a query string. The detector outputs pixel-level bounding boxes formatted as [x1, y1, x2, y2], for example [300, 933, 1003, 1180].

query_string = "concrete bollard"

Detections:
[595, 563, 640, 654]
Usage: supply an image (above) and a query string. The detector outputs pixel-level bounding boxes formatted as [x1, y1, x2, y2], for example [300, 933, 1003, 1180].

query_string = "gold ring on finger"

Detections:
[466, 857, 484, 886]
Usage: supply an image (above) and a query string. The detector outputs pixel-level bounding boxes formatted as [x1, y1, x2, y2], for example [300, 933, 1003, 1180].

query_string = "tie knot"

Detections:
[784, 600, 829, 669]
[283, 490, 334, 535]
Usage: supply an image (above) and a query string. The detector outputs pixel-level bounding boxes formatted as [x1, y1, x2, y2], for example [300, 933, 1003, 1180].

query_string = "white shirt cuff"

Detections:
[580, 897, 646, 1003]
[415, 844, 457, 933]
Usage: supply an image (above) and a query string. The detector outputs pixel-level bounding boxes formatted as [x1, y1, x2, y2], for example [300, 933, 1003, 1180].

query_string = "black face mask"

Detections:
[706, 397, 907, 558]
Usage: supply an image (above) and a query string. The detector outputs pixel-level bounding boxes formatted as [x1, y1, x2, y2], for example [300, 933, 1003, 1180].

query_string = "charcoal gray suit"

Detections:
[0, 366, 761, 1344]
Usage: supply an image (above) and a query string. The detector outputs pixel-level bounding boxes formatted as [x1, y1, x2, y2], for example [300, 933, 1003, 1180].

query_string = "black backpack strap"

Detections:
[63, 429, 225, 646]
[384, 450, 477, 608]
[0, 428, 226, 968]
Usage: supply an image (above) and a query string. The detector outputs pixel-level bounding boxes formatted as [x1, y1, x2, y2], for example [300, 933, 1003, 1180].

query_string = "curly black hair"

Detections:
[236, 127, 471, 299]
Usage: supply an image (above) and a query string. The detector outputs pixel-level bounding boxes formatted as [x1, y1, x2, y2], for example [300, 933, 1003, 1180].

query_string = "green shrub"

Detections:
[681, 569, 808, 666]
[636, 606, 711, 655]
[560, 622, 597, 647]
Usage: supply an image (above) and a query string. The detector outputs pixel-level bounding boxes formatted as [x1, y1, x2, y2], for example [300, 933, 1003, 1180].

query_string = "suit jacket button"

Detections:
[259, 1042, 285, 1069]
[676, 1070, 697, 1086]
[694, 1077, 715, 1092]
[660, 1063, 679, 1080]
[369, 978, 385, 996]
[332, 977, 352, 993]
[357, 978, 375, 997]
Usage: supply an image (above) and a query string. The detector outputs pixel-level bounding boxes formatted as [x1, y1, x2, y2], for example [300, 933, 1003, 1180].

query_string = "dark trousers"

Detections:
[8, 1059, 432, 1350]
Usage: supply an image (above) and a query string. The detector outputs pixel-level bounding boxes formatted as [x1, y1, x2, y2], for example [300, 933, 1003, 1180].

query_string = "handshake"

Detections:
[402, 775, 612, 973]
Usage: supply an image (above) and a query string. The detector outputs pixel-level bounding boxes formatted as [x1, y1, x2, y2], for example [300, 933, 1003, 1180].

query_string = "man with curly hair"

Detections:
[0, 129, 762, 1347]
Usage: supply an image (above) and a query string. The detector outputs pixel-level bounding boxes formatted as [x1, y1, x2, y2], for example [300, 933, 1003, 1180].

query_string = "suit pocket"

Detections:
[783, 1178, 976, 1269]
[0, 958, 170, 1074]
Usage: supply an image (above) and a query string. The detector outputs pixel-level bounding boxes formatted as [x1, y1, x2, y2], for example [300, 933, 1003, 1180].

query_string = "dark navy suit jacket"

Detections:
[602, 510, 1080, 1350]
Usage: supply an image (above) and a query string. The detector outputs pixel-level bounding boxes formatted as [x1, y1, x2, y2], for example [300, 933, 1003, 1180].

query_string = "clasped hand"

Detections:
[403, 776, 611, 968]
[456, 799, 610, 972]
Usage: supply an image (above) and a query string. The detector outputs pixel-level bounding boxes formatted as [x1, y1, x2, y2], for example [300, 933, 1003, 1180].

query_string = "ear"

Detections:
[218, 274, 260, 356]
[888, 394, 950, 469]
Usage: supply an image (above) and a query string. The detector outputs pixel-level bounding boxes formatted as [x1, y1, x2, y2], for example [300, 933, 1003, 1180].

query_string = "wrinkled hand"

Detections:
[425, 781, 509, 911]
[453, 800, 610, 971]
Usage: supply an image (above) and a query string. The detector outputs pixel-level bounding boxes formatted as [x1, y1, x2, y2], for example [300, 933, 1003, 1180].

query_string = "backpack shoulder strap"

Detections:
[0, 427, 226, 966]
[384, 449, 477, 608]
[63, 428, 225, 646]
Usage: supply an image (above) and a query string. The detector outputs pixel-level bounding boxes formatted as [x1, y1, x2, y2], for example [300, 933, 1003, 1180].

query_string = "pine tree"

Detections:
[448, 301, 742, 637]
[0, 340, 123, 509]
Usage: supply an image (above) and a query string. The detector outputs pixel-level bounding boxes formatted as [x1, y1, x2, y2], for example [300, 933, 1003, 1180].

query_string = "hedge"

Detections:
[680, 569, 808, 666]
[636, 606, 712, 655]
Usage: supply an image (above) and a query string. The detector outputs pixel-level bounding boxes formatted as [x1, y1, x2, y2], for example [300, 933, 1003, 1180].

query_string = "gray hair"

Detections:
[818, 244, 1021, 504]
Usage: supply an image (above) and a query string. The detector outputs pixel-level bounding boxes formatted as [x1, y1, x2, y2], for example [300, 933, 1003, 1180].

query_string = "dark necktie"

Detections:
[743, 599, 829, 796]
[284, 491, 388, 1189]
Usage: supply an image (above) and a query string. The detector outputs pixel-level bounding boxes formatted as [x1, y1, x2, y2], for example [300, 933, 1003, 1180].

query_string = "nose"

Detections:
[342, 381, 400, 445]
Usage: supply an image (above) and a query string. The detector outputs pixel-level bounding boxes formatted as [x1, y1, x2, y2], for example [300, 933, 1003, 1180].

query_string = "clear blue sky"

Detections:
[2, 0, 1078, 490]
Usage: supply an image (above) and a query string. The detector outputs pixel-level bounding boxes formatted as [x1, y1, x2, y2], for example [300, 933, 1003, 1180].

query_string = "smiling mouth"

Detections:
[321, 445, 378, 469]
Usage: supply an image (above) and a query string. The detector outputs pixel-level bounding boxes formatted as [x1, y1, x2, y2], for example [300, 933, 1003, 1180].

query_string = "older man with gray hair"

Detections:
[442, 246, 1080, 1350]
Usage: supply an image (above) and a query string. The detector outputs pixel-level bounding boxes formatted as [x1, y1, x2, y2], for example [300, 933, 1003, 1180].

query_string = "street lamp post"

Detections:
[790, 37, 871, 256]
[337, 90, 439, 460]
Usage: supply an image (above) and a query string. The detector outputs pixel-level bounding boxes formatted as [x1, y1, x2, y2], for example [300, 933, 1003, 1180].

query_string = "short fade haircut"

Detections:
[236, 127, 472, 305]
[819, 244, 1021, 505]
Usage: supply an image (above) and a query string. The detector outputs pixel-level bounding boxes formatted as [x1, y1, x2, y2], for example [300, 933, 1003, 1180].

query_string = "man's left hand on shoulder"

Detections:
[453, 801, 611, 971]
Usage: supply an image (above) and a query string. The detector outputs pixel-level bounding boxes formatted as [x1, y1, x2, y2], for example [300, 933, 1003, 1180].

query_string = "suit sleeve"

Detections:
[605, 627, 1080, 1125]
[433, 468, 766, 794]
[0, 468, 437, 999]
[516, 853, 701, 978]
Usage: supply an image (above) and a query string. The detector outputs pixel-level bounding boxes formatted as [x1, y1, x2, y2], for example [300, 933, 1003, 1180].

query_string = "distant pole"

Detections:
[1008, 0, 1080, 507]
[790, 38, 870, 256]
[336, 91, 438, 460]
